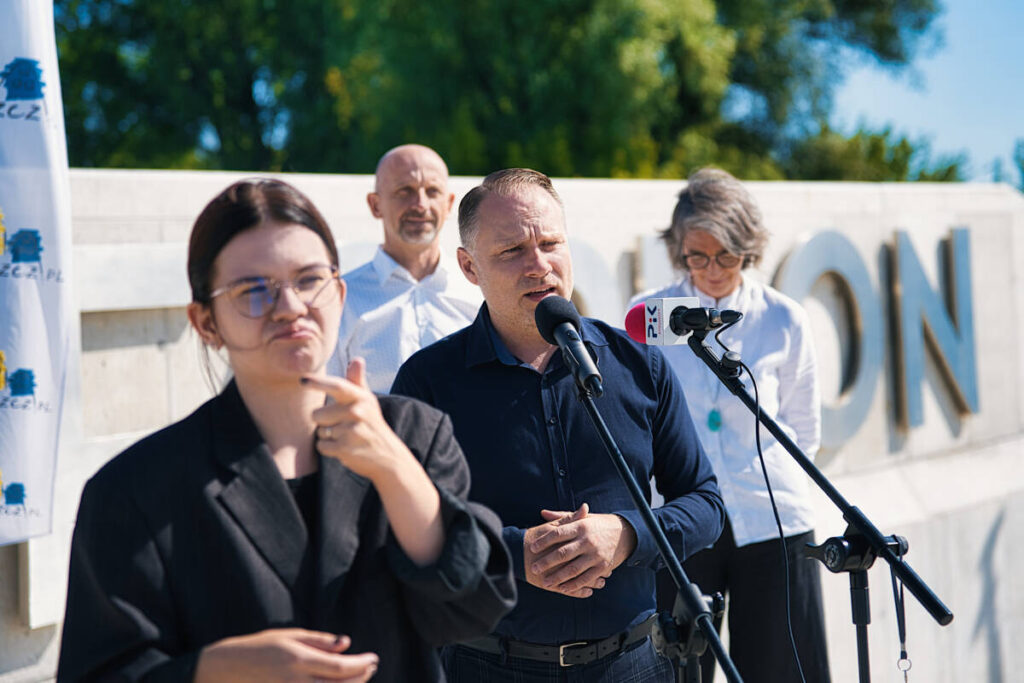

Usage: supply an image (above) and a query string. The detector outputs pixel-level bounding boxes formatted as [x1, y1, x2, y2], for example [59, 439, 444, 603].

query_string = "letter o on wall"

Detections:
[774, 231, 884, 458]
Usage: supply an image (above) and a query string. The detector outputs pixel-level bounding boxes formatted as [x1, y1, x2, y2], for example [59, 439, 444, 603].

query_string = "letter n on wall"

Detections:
[892, 229, 979, 428]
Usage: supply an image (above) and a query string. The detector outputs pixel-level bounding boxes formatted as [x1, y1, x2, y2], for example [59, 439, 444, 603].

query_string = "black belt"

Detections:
[460, 614, 659, 667]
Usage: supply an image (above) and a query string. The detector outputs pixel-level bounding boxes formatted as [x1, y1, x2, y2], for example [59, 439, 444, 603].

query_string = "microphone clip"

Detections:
[669, 307, 742, 337]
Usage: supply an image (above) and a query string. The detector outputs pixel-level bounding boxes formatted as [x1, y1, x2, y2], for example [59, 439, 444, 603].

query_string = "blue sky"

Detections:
[831, 0, 1023, 182]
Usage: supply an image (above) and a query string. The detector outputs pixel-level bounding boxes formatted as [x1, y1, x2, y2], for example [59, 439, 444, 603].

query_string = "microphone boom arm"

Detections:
[685, 329, 952, 626]
[575, 384, 743, 682]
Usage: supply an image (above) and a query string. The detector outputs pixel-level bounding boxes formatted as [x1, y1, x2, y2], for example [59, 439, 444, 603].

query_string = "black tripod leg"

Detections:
[851, 569, 871, 683]
[683, 655, 702, 683]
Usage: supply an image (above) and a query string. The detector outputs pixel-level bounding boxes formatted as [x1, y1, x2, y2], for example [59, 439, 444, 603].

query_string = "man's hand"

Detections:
[523, 504, 592, 597]
[522, 503, 638, 598]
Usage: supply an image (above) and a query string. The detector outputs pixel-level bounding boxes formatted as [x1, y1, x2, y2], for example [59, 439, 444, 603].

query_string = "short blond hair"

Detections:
[458, 168, 563, 248]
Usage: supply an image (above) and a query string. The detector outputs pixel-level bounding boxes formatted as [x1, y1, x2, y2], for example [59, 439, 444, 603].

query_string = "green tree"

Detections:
[54, 0, 946, 179]
[714, 0, 938, 138]
[782, 124, 963, 181]
[56, 0, 348, 170]
[340, 0, 736, 177]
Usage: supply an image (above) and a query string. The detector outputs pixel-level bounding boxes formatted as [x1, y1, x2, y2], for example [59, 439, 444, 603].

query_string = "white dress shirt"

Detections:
[328, 246, 482, 393]
[630, 273, 821, 546]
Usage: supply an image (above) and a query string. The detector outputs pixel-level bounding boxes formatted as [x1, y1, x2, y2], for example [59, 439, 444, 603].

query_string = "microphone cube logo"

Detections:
[644, 297, 699, 345]
[645, 303, 661, 341]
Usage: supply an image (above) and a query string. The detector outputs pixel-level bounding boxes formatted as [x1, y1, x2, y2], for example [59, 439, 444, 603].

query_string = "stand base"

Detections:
[652, 591, 726, 683]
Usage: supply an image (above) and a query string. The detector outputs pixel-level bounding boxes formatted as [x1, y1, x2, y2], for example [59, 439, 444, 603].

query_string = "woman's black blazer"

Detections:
[57, 381, 516, 682]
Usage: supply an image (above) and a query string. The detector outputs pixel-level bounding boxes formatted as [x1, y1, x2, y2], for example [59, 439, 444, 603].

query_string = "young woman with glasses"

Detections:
[629, 168, 831, 683]
[58, 179, 515, 683]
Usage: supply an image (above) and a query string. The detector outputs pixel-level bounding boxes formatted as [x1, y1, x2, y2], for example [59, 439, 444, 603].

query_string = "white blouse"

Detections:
[631, 274, 821, 546]
[328, 247, 481, 393]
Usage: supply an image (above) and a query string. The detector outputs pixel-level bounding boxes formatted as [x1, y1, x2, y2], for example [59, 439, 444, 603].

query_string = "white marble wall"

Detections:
[1, 170, 1022, 682]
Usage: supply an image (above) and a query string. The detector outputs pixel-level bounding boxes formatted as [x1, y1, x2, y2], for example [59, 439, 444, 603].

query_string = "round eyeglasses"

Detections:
[681, 251, 743, 270]
[209, 265, 341, 318]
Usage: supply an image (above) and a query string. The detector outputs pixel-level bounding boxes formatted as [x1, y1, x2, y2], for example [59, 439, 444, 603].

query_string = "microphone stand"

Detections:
[684, 325, 953, 683]
[572, 375, 743, 682]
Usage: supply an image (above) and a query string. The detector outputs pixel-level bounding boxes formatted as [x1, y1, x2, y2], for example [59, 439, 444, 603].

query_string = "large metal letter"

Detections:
[774, 231, 884, 454]
[892, 229, 978, 427]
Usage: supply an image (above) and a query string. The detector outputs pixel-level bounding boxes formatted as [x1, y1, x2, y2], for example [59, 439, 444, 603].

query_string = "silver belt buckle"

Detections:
[558, 641, 588, 667]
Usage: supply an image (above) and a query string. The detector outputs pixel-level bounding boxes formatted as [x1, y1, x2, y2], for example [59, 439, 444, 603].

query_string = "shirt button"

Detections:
[548, 416, 557, 425]
[558, 468, 566, 477]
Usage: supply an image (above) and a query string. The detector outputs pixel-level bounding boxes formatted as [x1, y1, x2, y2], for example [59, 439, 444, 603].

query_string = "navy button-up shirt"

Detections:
[392, 306, 724, 644]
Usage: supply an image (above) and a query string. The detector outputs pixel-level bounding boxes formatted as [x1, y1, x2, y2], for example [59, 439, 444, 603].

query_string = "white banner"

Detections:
[0, 2, 74, 545]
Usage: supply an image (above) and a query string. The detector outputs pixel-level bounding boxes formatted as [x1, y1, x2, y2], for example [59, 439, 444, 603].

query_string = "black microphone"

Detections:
[535, 295, 604, 397]
[669, 306, 742, 335]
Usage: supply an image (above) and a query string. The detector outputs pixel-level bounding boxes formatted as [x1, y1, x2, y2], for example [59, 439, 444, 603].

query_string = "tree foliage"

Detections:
[782, 124, 964, 181]
[54, 0, 952, 180]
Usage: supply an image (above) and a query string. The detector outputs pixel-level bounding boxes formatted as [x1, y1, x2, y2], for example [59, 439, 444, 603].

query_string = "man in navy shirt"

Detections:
[392, 168, 724, 681]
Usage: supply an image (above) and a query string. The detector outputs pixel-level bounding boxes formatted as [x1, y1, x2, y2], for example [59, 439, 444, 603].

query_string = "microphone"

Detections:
[624, 298, 742, 345]
[535, 295, 604, 397]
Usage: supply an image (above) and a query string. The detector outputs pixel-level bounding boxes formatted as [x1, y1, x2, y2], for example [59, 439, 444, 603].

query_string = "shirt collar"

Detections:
[369, 245, 450, 289]
[465, 302, 610, 369]
[681, 272, 747, 309]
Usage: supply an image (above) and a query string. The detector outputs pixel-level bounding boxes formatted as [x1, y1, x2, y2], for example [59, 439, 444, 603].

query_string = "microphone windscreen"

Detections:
[535, 295, 581, 345]
[624, 303, 647, 344]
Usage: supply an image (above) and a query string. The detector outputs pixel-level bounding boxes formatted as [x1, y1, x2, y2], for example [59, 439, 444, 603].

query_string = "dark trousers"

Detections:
[658, 520, 832, 683]
[442, 637, 674, 682]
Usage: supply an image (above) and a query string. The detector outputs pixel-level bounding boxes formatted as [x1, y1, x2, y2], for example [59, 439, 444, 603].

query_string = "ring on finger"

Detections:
[322, 426, 333, 439]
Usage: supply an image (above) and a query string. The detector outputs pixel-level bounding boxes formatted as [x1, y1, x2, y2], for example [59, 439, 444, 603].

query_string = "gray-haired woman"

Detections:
[630, 168, 831, 682]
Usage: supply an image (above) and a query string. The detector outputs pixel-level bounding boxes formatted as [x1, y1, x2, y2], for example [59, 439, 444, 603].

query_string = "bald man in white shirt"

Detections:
[329, 145, 481, 392]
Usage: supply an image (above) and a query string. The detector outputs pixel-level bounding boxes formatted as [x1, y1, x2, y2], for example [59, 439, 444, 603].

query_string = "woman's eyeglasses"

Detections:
[681, 251, 743, 270]
[209, 265, 341, 318]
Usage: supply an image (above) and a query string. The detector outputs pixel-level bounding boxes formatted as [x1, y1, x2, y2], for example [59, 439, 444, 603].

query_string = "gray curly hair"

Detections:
[660, 167, 769, 271]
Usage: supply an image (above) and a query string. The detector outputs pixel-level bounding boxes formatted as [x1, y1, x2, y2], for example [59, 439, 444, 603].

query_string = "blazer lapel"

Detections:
[211, 382, 308, 592]
[314, 455, 371, 627]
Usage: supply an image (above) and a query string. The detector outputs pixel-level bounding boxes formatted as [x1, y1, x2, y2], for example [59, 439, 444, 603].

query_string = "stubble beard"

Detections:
[398, 218, 439, 246]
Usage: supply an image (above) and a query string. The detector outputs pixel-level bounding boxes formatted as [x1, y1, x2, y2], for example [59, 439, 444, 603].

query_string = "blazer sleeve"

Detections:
[58, 473, 199, 682]
[383, 404, 516, 646]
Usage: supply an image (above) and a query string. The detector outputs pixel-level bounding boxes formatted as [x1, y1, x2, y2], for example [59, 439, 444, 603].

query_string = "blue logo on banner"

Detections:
[0, 469, 27, 511]
[3, 483, 26, 506]
[7, 229, 43, 263]
[0, 58, 45, 100]
[0, 350, 50, 411]
[8, 369, 36, 397]
[0, 222, 63, 283]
